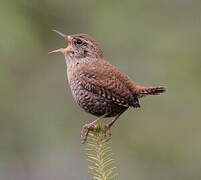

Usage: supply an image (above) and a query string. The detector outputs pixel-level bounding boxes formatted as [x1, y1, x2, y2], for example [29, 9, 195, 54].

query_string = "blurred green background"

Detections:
[1, 0, 201, 179]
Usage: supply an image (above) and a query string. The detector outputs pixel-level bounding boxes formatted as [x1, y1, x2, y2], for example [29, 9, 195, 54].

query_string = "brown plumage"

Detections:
[49, 30, 166, 143]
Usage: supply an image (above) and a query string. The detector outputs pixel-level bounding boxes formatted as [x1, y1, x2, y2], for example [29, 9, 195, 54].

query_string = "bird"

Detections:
[49, 30, 166, 143]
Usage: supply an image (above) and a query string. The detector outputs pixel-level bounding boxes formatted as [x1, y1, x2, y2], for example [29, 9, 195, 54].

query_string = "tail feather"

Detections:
[134, 85, 166, 97]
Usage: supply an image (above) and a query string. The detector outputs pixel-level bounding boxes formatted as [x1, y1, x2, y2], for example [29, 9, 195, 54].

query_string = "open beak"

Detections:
[49, 30, 72, 54]
[52, 30, 67, 39]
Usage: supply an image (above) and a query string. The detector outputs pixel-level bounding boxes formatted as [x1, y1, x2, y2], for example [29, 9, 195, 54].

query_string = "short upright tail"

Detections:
[134, 85, 166, 97]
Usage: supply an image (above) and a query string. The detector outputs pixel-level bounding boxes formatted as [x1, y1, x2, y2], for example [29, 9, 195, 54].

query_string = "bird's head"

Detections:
[49, 30, 103, 59]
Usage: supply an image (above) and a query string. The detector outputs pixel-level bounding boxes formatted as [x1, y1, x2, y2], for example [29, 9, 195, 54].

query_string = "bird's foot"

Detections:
[80, 123, 95, 144]
[81, 118, 116, 144]
[81, 123, 112, 144]
[103, 123, 113, 142]
[80, 114, 108, 144]
[103, 113, 122, 142]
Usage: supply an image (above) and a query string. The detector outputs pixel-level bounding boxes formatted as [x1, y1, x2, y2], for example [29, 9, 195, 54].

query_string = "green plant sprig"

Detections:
[85, 124, 118, 180]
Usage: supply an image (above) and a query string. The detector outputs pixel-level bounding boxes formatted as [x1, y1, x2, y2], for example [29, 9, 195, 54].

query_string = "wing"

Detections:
[76, 60, 140, 108]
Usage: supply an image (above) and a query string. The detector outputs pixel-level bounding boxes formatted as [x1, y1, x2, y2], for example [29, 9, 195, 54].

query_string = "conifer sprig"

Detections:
[85, 124, 118, 180]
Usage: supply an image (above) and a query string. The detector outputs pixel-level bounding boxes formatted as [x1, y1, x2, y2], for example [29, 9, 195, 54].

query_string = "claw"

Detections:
[80, 124, 94, 144]
[80, 114, 108, 144]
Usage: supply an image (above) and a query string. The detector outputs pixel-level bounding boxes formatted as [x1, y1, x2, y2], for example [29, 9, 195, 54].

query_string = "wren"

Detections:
[49, 30, 166, 143]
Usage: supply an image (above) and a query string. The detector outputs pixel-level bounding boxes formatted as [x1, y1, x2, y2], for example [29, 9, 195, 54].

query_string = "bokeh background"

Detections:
[1, 0, 201, 179]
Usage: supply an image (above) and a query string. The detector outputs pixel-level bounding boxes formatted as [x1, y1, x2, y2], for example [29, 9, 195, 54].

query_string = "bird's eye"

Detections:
[75, 39, 83, 45]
